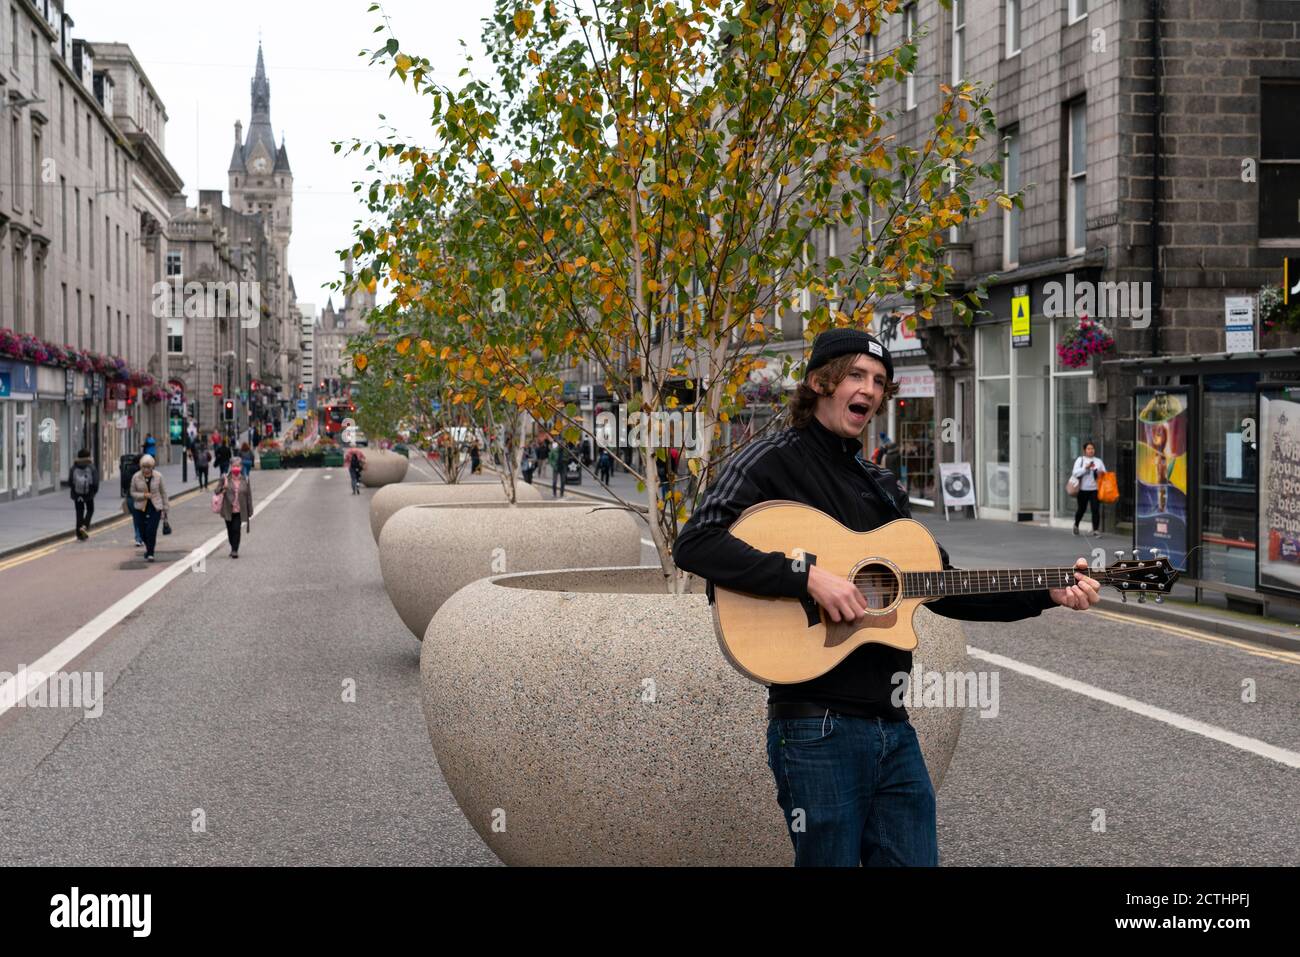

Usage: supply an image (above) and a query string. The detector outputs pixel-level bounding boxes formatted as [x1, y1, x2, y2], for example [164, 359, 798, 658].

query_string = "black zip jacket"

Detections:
[673, 417, 1058, 720]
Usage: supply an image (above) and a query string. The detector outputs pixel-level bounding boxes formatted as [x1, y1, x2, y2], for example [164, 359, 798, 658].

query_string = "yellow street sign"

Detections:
[1011, 284, 1031, 347]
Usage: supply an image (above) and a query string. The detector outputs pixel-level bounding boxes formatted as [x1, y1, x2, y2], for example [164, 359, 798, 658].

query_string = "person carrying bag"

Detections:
[1070, 441, 1107, 537]
[129, 455, 170, 561]
[213, 459, 254, 558]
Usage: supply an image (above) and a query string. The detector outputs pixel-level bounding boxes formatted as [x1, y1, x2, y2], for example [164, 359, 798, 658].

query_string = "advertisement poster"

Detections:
[1258, 388, 1300, 598]
[1135, 388, 1191, 571]
[939, 462, 976, 508]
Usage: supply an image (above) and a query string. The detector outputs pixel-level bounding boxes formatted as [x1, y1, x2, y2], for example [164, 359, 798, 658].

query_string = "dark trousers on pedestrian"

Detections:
[350, 471, 361, 494]
[140, 503, 161, 558]
[767, 713, 938, 867]
[1074, 489, 1100, 531]
[197, 467, 209, 489]
[552, 467, 566, 497]
[74, 494, 95, 532]
[225, 517, 242, 553]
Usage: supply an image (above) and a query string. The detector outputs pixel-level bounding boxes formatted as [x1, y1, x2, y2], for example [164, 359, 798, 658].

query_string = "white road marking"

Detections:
[641, 538, 655, 548]
[968, 646, 1300, 769]
[0, 471, 303, 719]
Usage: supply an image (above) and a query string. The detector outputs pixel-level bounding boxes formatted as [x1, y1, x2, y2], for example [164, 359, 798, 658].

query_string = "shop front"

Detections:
[0, 359, 37, 502]
[974, 274, 1103, 527]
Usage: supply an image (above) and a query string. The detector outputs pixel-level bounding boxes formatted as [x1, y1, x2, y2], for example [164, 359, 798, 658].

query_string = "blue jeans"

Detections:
[126, 497, 144, 544]
[766, 713, 938, 867]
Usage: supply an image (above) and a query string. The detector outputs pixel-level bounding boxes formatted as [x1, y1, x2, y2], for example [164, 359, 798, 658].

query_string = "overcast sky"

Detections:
[70, 0, 494, 315]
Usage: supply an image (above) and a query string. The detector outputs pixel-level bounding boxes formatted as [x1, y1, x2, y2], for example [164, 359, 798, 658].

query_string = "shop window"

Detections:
[1260, 81, 1300, 241]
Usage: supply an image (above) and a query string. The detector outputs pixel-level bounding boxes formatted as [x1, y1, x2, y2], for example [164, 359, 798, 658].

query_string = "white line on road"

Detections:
[0, 470, 303, 719]
[641, 538, 655, 548]
[968, 646, 1300, 769]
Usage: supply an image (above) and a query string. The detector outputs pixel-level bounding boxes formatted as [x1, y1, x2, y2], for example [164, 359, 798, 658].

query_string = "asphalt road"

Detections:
[0, 462, 1295, 866]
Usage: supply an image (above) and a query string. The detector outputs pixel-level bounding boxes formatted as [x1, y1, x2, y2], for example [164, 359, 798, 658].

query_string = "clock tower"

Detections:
[228, 43, 293, 278]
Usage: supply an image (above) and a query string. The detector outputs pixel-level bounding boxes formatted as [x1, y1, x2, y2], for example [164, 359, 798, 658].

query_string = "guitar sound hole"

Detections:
[852, 563, 899, 610]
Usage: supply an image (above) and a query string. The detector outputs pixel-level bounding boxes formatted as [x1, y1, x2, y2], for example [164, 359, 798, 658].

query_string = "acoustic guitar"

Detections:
[711, 501, 1180, 685]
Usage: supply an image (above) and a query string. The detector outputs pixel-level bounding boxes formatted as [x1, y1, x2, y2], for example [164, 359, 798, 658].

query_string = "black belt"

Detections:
[767, 702, 835, 720]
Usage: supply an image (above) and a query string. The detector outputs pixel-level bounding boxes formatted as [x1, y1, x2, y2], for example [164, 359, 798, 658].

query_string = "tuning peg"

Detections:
[1120, 591, 1127, 603]
[1137, 593, 1147, 603]
[1114, 550, 1127, 560]
[1154, 595, 1164, 604]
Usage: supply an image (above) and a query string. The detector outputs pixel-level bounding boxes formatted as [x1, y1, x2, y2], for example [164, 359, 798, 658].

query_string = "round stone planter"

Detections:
[368, 480, 541, 543]
[357, 449, 409, 488]
[381, 502, 642, 640]
[420, 566, 969, 866]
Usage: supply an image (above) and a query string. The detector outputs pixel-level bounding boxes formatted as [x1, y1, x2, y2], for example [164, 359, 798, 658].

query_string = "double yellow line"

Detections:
[1092, 607, 1300, 665]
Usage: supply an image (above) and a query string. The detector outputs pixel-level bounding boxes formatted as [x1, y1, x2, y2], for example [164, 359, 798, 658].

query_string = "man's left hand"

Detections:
[1049, 558, 1101, 610]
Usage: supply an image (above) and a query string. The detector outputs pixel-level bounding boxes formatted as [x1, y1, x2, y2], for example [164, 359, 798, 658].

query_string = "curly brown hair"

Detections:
[789, 353, 899, 430]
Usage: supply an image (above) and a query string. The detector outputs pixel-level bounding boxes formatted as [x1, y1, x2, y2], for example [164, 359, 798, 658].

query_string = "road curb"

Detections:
[1097, 594, 1300, 654]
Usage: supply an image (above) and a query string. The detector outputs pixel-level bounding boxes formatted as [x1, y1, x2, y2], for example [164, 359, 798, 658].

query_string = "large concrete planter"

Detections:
[357, 449, 409, 488]
[381, 502, 642, 641]
[368, 480, 540, 543]
[420, 566, 968, 866]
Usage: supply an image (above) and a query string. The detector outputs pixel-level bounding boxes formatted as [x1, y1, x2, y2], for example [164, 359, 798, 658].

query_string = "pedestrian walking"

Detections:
[597, 447, 613, 485]
[1069, 441, 1107, 537]
[549, 441, 566, 497]
[214, 460, 254, 558]
[130, 454, 170, 562]
[239, 442, 255, 476]
[142, 433, 158, 459]
[193, 441, 211, 489]
[214, 440, 232, 476]
[347, 449, 365, 494]
[69, 449, 99, 540]
[521, 446, 536, 485]
[120, 452, 144, 547]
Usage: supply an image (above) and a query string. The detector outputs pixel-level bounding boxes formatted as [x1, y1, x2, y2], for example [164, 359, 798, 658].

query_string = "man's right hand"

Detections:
[806, 564, 869, 623]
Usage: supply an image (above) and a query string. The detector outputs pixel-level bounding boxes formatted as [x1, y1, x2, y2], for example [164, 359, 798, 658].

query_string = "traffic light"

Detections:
[223, 400, 235, 422]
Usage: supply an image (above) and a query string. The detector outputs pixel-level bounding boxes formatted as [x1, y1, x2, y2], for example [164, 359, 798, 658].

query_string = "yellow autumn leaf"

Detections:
[395, 337, 412, 355]
[353, 353, 369, 372]
[996, 195, 1014, 210]
[527, 49, 541, 66]
[513, 8, 534, 34]
[395, 53, 412, 74]
[543, 228, 555, 243]
[766, 63, 781, 78]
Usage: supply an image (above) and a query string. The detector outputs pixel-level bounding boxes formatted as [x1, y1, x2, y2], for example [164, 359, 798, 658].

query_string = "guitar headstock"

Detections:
[1100, 552, 1180, 603]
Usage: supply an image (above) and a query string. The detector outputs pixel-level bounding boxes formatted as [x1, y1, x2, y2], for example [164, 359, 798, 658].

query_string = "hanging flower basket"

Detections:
[1259, 285, 1300, 334]
[1056, 314, 1115, 369]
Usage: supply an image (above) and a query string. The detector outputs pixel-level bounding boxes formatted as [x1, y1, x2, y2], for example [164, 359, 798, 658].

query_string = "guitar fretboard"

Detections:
[899, 568, 1083, 598]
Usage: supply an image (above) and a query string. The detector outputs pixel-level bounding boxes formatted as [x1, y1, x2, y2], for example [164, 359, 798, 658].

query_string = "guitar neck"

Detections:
[901, 567, 1084, 599]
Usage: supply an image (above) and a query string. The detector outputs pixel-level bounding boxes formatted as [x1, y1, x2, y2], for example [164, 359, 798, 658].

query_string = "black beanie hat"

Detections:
[805, 328, 894, 380]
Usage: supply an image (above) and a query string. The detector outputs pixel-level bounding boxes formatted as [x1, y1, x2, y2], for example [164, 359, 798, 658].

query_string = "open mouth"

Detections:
[848, 402, 870, 417]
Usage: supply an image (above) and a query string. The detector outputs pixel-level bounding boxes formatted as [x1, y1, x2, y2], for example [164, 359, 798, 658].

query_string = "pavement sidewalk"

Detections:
[0, 459, 206, 559]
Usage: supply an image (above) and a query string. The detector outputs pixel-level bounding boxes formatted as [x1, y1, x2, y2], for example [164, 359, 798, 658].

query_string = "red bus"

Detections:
[321, 401, 355, 437]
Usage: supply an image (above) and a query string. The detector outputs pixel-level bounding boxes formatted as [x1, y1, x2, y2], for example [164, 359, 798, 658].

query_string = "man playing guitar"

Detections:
[673, 328, 1101, 866]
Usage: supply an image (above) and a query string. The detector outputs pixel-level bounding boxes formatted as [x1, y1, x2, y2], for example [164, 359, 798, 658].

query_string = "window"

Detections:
[12, 245, 23, 330]
[167, 317, 184, 354]
[1006, 0, 1021, 57]
[104, 216, 110, 282]
[88, 197, 94, 268]
[60, 177, 66, 250]
[1003, 127, 1021, 268]
[825, 224, 840, 313]
[76, 289, 82, 344]
[33, 252, 45, 338]
[166, 250, 182, 277]
[1066, 101, 1087, 255]
[952, 0, 965, 84]
[10, 114, 20, 211]
[905, 4, 917, 111]
[30, 125, 41, 219]
[30, 30, 37, 92]
[88, 294, 94, 348]
[59, 82, 65, 142]
[867, 32, 879, 108]
[1260, 82, 1300, 241]
[1069, 0, 1088, 22]
[60, 283, 67, 342]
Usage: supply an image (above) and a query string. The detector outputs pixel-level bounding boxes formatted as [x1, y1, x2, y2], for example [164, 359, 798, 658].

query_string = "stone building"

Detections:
[313, 254, 374, 395]
[0, 0, 184, 501]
